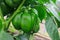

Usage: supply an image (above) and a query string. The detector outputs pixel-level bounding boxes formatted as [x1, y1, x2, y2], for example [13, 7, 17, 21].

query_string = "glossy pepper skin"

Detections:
[21, 13, 32, 33]
[33, 23, 39, 33]
[30, 9, 40, 33]
[32, 17, 40, 33]
[12, 8, 39, 33]
[12, 12, 22, 30]
[21, 9, 40, 33]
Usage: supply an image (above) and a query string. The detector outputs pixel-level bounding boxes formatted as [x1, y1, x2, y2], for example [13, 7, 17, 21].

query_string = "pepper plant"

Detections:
[0, 0, 60, 40]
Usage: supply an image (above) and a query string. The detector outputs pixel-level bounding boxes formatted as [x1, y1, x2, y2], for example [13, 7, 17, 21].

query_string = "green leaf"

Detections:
[35, 5, 47, 22]
[0, 8, 5, 31]
[38, 0, 50, 4]
[0, 31, 14, 40]
[38, 0, 56, 4]
[0, 0, 3, 5]
[15, 33, 30, 40]
[55, 18, 60, 28]
[52, 0, 56, 3]
[46, 3, 60, 22]
[45, 14, 60, 40]
[0, 19, 3, 31]
[15, 37, 21, 40]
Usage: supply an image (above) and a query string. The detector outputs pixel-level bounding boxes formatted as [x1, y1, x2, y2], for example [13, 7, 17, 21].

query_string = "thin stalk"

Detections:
[29, 34, 34, 40]
[0, 7, 5, 30]
[6, 0, 26, 28]
[0, 7, 5, 21]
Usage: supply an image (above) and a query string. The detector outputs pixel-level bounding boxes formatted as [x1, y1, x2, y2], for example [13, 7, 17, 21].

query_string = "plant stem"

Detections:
[6, 0, 26, 28]
[0, 7, 5, 21]
[0, 7, 5, 30]
[29, 34, 34, 40]
[20, 33, 30, 40]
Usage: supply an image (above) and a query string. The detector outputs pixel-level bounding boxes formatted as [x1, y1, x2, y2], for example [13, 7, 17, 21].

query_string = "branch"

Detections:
[6, 0, 26, 28]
